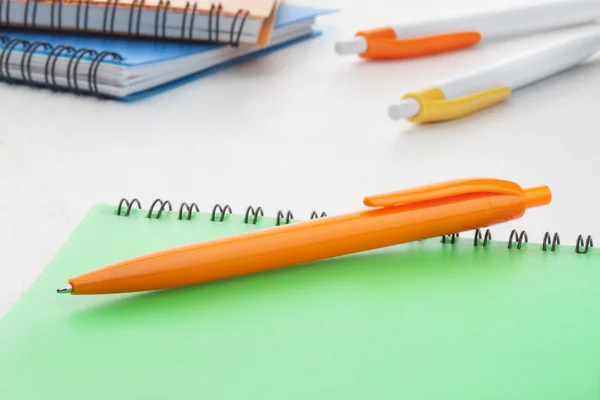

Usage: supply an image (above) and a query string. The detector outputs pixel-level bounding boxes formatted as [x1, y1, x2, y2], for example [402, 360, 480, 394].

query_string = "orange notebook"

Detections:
[2, 0, 279, 46]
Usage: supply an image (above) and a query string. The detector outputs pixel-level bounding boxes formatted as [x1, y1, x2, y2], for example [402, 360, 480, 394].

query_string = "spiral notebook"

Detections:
[0, 0, 282, 45]
[0, 2, 334, 99]
[0, 199, 598, 399]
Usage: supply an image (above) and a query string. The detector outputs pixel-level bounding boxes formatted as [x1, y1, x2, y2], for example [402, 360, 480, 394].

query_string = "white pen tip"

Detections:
[334, 37, 368, 55]
[388, 99, 421, 121]
[57, 284, 73, 294]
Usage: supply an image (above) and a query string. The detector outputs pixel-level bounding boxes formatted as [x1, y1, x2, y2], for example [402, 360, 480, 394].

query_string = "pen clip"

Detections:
[402, 86, 511, 123]
[364, 178, 524, 208]
[356, 28, 481, 60]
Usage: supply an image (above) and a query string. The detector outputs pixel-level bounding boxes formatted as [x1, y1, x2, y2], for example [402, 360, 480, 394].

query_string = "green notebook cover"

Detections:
[0, 200, 598, 399]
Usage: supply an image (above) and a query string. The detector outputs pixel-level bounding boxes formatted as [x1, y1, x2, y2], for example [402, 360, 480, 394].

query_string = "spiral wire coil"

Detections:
[115, 199, 595, 255]
[1, 1, 249, 46]
[473, 229, 492, 247]
[0, 1, 248, 96]
[0, 35, 123, 97]
[441, 232, 459, 244]
[508, 229, 529, 250]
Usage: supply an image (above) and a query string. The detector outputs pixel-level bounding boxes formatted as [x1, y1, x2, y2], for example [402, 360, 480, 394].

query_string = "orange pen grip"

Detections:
[356, 27, 482, 60]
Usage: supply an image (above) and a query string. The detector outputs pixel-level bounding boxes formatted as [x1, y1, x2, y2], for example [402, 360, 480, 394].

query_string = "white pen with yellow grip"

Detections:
[389, 26, 600, 123]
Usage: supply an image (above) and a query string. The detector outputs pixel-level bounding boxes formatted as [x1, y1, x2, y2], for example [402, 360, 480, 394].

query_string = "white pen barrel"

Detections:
[439, 28, 600, 99]
[392, 0, 600, 40]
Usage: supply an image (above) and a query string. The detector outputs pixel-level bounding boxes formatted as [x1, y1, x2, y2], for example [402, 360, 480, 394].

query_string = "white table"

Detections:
[1, 0, 598, 317]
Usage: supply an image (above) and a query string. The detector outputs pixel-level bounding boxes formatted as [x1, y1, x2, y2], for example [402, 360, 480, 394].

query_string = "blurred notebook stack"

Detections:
[0, 1, 335, 99]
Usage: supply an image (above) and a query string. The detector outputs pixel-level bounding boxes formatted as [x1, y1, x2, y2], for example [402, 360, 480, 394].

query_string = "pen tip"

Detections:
[334, 37, 367, 55]
[388, 99, 421, 121]
[57, 284, 73, 294]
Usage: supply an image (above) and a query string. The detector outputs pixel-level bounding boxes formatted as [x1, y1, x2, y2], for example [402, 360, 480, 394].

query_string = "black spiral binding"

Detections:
[229, 8, 250, 47]
[576, 235, 594, 254]
[23, 0, 33, 27]
[66, 48, 97, 93]
[211, 204, 232, 222]
[134, 0, 145, 36]
[116, 198, 142, 217]
[0, 1, 248, 93]
[178, 202, 199, 221]
[0, 36, 124, 97]
[0, 0, 248, 46]
[445, 228, 594, 255]
[474, 229, 492, 247]
[112, 199, 596, 256]
[310, 211, 327, 219]
[208, 3, 222, 43]
[152, 0, 171, 39]
[21, 41, 51, 84]
[50, 0, 64, 31]
[542, 232, 560, 252]
[0, 38, 28, 83]
[508, 229, 528, 250]
[88, 51, 123, 96]
[441, 232, 459, 244]
[100, 0, 120, 34]
[276, 211, 294, 226]
[244, 206, 264, 225]
[44, 44, 74, 90]
[76, 0, 248, 45]
[190, 2, 249, 46]
[115, 199, 330, 227]
[147, 199, 172, 219]
[0, 0, 11, 25]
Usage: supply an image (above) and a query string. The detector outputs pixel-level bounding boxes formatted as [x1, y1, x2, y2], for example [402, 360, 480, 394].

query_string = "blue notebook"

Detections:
[0, 3, 334, 100]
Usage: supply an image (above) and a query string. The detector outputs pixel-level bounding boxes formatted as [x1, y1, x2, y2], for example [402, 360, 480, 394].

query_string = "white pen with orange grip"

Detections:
[387, 26, 600, 123]
[335, 0, 600, 60]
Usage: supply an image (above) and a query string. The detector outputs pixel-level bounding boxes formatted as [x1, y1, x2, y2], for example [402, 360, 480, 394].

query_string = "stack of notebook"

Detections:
[0, 0, 335, 99]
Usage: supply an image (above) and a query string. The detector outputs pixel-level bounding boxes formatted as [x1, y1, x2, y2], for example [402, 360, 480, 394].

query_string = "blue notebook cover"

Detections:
[0, 3, 336, 101]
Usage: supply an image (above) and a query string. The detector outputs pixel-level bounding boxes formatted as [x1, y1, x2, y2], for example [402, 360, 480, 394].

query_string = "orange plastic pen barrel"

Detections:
[59, 179, 551, 295]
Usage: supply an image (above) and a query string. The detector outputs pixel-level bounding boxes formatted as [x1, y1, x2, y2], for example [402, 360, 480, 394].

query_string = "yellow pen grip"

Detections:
[403, 86, 511, 123]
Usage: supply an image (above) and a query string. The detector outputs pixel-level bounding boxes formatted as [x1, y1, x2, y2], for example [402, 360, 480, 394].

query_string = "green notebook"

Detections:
[0, 199, 598, 399]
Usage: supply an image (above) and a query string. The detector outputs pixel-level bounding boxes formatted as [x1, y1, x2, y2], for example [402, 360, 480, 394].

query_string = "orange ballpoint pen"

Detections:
[334, 1, 600, 60]
[57, 178, 551, 295]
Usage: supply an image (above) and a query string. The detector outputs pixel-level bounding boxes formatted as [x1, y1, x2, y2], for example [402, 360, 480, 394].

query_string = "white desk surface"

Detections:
[1, 0, 599, 317]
